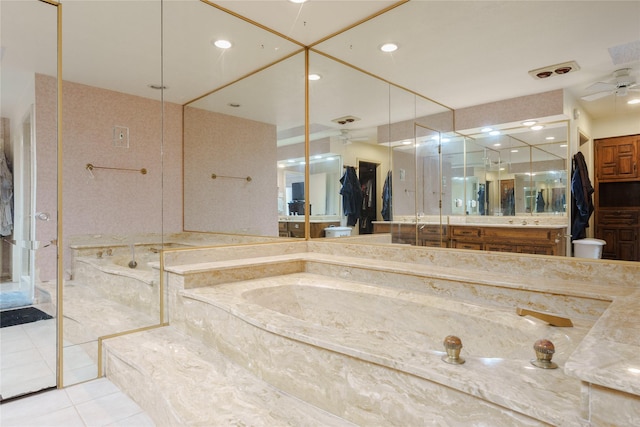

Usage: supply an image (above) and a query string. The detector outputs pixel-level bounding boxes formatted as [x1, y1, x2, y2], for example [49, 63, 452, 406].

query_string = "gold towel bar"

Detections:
[211, 173, 252, 182]
[86, 163, 147, 175]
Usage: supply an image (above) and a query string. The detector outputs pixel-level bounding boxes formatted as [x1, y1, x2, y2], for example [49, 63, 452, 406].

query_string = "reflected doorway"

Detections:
[358, 161, 379, 234]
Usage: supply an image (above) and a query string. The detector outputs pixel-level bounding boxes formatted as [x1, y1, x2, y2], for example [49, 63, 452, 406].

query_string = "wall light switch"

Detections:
[113, 126, 129, 148]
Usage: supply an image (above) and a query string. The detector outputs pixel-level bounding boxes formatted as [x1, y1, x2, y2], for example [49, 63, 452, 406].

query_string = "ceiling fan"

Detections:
[581, 68, 639, 101]
[333, 129, 370, 145]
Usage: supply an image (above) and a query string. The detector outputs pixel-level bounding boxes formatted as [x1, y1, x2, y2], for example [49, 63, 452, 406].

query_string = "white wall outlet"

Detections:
[113, 126, 129, 148]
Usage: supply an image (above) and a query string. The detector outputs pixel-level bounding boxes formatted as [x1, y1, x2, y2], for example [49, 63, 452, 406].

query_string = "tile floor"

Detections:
[0, 377, 155, 426]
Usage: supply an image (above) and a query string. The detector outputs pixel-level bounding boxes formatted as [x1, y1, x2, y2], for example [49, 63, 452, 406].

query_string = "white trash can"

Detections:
[573, 238, 606, 259]
[324, 226, 352, 238]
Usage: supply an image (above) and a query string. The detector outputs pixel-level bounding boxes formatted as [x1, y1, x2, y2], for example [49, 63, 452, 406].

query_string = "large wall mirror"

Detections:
[1, 0, 576, 395]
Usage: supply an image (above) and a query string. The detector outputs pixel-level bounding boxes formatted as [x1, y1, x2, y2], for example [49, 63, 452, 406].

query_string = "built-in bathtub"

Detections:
[180, 272, 591, 426]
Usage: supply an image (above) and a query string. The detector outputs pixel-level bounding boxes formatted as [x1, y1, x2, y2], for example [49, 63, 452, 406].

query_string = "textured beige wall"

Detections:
[36, 74, 183, 281]
[183, 106, 278, 236]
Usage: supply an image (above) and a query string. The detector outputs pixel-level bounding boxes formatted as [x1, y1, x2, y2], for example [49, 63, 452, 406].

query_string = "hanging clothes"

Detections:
[381, 171, 392, 221]
[0, 152, 13, 236]
[477, 184, 485, 216]
[339, 166, 363, 226]
[536, 190, 545, 213]
[571, 151, 594, 241]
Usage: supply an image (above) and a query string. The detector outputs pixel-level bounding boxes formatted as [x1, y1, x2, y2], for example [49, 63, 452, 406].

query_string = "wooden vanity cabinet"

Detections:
[594, 134, 640, 261]
[279, 221, 340, 238]
[449, 225, 565, 256]
[373, 222, 447, 247]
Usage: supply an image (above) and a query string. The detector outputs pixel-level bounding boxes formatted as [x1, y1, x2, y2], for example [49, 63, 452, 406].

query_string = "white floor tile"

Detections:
[65, 377, 121, 405]
[75, 392, 146, 426]
[13, 406, 85, 427]
[0, 388, 72, 424]
[105, 411, 155, 427]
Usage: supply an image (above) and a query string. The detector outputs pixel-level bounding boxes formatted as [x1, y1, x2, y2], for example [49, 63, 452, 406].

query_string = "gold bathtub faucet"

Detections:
[516, 308, 573, 327]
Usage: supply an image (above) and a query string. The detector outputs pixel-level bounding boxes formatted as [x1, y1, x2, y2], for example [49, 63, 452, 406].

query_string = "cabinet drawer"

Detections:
[373, 223, 391, 233]
[451, 227, 481, 238]
[484, 243, 516, 252]
[278, 222, 288, 231]
[452, 241, 482, 250]
[418, 225, 446, 236]
[598, 210, 639, 225]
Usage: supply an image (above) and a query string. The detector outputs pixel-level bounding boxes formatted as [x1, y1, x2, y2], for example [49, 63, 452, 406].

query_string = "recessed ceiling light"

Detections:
[380, 43, 398, 53]
[288, 0, 307, 3]
[308, 74, 321, 81]
[278, 164, 286, 168]
[481, 127, 493, 133]
[489, 130, 500, 136]
[213, 39, 232, 49]
[401, 140, 412, 145]
[521, 120, 537, 126]
[546, 136, 555, 140]
[314, 155, 322, 159]
[628, 98, 640, 105]
[560, 144, 568, 148]
[531, 125, 544, 131]
[493, 143, 501, 147]
[511, 149, 519, 153]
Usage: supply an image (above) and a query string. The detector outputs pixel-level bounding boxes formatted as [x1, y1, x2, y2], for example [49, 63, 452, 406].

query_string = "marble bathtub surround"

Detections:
[155, 240, 639, 425]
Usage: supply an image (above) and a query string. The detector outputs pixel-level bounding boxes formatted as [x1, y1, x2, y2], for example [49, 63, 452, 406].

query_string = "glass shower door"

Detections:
[0, 0, 59, 401]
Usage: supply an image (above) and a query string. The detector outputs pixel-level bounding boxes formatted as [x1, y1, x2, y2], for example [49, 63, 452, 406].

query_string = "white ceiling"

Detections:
[2, 0, 639, 133]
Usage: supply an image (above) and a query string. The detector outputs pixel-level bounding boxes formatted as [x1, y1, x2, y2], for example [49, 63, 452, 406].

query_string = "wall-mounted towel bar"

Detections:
[211, 173, 252, 182]
[86, 163, 147, 175]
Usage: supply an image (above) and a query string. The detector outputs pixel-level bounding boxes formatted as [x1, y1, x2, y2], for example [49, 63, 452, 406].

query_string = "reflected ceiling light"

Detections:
[511, 149, 519, 153]
[546, 136, 555, 140]
[481, 127, 493, 133]
[278, 164, 286, 168]
[308, 73, 322, 81]
[314, 155, 322, 159]
[531, 125, 544, 130]
[287, 159, 296, 163]
[298, 161, 306, 165]
[402, 140, 413, 145]
[560, 144, 568, 148]
[489, 130, 500, 136]
[628, 98, 640, 105]
[521, 120, 537, 126]
[442, 137, 450, 143]
[213, 39, 232, 49]
[493, 143, 501, 147]
[499, 167, 506, 171]
[327, 157, 335, 161]
[380, 43, 398, 53]
[289, 0, 307, 3]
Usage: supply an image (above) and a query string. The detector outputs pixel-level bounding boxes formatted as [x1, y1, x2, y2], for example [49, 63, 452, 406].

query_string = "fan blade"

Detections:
[585, 81, 617, 92]
[581, 91, 613, 101]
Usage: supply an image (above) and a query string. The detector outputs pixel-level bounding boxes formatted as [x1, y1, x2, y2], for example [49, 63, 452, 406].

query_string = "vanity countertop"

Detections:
[373, 220, 567, 229]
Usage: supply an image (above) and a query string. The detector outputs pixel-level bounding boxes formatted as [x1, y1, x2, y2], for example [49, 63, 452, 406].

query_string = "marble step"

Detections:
[103, 326, 354, 427]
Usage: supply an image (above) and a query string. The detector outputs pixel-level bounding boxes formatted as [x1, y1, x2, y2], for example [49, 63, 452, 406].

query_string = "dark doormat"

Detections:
[0, 307, 53, 328]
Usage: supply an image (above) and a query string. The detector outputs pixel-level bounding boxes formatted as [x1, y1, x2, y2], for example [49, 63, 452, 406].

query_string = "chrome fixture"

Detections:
[128, 244, 137, 269]
[442, 335, 465, 365]
[530, 339, 558, 369]
[516, 308, 573, 327]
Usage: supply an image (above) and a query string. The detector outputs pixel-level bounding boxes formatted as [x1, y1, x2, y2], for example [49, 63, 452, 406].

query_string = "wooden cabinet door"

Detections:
[596, 137, 638, 180]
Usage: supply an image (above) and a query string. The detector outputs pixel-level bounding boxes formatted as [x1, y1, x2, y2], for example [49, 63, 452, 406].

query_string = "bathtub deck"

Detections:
[103, 326, 354, 427]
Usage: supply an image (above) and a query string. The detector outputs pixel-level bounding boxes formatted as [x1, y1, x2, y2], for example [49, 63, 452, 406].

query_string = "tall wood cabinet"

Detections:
[594, 134, 640, 261]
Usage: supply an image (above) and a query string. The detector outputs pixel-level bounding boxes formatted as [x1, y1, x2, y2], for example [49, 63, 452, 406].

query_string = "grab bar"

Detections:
[86, 163, 147, 175]
[211, 173, 252, 182]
